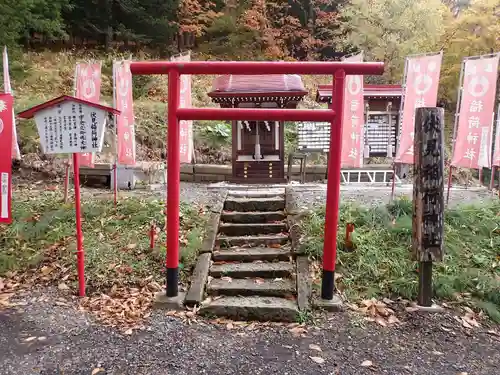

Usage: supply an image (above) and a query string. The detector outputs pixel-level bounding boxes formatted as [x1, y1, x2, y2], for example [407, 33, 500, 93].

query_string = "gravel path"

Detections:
[288, 185, 497, 211]
[1, 289, 499, 375]
[79, 182, 497, 212]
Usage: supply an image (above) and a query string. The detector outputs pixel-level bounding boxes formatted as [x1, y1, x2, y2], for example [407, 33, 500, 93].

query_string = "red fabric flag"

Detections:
[341, 53, 364, 168]
[0, 93, 14, 223]
[3, 47, 20, 160]
[74, 62, 102, 167]
[170, 52, 193, 163]
[114, 61, 136, 165]
[395, 53, 443, 164]
[451, 54, 500, 169]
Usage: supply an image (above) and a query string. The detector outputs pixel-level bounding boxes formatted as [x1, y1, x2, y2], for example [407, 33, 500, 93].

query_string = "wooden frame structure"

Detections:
[316, 84, 403, 157]
[208, 74, 307, 183]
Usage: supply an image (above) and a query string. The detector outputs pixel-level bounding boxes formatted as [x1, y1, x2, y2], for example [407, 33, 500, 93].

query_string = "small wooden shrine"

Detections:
[316, 84, 403, 157]
[208, 74, 307, 183]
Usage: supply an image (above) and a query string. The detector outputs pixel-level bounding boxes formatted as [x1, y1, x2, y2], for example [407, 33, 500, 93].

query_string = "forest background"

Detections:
[1, 0, 498, 165]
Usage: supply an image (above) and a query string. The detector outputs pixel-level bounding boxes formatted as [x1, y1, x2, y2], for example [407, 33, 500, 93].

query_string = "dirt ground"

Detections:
[3, 180, 499, 375]
[0, 288, 499, 375]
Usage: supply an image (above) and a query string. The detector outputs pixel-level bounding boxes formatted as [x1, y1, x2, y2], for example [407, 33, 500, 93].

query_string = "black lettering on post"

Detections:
[412, 107, 445, 307]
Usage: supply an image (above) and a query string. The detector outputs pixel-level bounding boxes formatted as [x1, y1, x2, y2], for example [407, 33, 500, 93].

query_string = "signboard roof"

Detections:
[17, 95, 120, 119]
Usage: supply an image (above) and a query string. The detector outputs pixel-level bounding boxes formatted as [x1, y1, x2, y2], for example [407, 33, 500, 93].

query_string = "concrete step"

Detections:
[207, 278, 295, 298]
[213, 247, 291, 262]
[218, 223, 287, 236]
[210, 261, 294, 279]
[227, 189, 285, 199]
[199, 296, 299, 322]
[224, 197, 285, 212]
[221, 211, 286, 224]
[216, 234, 289, 248]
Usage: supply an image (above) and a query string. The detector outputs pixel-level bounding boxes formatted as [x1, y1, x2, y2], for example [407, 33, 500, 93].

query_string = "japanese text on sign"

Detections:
[33, 100, 107, 155]
[451, 54, 500, 169]
[412, 108, 444, 262]
[341, 53, 364, 168]
[1, 173, 8, 219]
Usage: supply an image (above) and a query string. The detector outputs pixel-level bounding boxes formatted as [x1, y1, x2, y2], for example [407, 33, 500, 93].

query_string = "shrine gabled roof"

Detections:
[17, 95, 120, 119]
[208, 74, 308, 98]
[316, 84, 403, 103]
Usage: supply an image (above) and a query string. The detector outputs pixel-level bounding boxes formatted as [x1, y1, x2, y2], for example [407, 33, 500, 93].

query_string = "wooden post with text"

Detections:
[412, 107, 445, 307]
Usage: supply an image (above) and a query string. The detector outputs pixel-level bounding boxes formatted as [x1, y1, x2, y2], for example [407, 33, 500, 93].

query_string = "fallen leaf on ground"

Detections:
[289, 326, 307, 336]
[432, 350, 443, 356]
[40, 266, 53, 276]
[310, 356, 325, 364]
[309, 344, 322, 352]
[221, 276, 233, 283]
[126, 244, 137, 250]
[58, 283, 70, 291]
[124, 328, 133, 335]
[456, 313, 480, 329]
[91, 368, 104, 375]
[375, 316, 387, 327]
[462, 313, 480, 328]
[361, 360, 373, 367]
[37, 336, 47, 341]
[24, 336, 37, 342]
[226, 322, 234, 330]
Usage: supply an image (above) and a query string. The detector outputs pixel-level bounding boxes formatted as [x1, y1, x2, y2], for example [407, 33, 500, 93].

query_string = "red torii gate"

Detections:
[130, 61, 384, 301]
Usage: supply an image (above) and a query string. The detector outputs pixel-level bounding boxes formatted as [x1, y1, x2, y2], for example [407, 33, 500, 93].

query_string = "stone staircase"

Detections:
[199, 188, 301, 322]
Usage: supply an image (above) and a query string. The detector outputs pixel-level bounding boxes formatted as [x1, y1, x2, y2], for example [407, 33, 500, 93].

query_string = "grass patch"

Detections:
[0, 192, 207, 293]
[301, 197, 500, 321]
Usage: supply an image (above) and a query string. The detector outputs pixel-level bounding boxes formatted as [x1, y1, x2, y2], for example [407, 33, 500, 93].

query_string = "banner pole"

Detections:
[447, 59, 465, 206]
[391, 163, 397, 201]
[490, 166, 496, 191]
[73, 152, 86, 297]
[65, 64, 79, 203]
[392, 56, 409, 202]
[112, 61, 118, 207]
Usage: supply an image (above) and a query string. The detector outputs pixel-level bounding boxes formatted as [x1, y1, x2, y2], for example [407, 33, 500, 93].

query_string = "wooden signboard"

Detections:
[412, 107, 445, 306]
[18, 95, 119, 297]
[412, 107, 445, 262]
[33, 100, 107, 155]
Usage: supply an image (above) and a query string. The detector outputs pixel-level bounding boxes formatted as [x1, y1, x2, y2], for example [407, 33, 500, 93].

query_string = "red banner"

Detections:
[451, 54, 500, 169]
[493, 104, 500, 167]
[341, 53, 364, 168]
[74, 62, 102, 167]
[171, 52, 193, 163]
[114, 61, 136, 165]
[0, 94, 13, 224]
[3, 47, 20, 160]
[395, 52, 443, 164]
